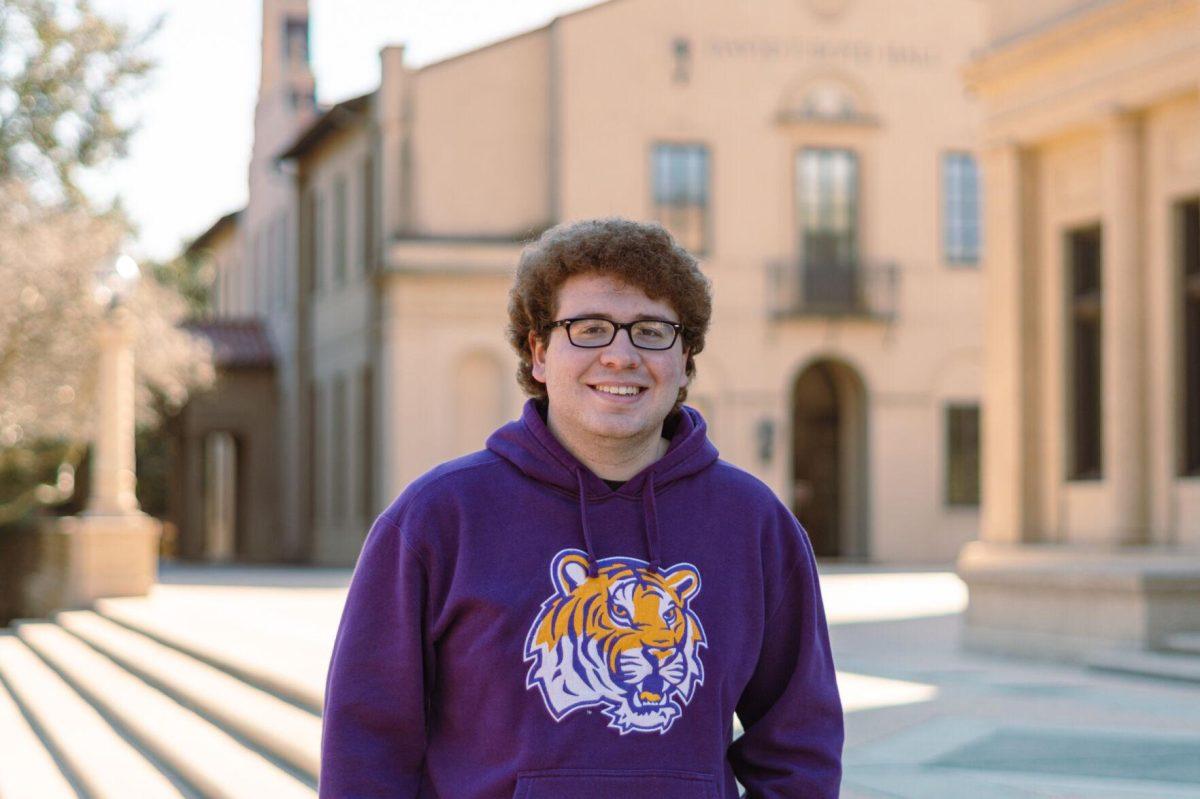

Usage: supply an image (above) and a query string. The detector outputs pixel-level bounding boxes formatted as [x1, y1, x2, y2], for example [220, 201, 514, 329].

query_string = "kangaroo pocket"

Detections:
[512, 768, 719, 799]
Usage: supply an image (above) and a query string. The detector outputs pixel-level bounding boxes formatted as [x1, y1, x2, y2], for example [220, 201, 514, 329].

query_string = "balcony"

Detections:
[766, 257, 899, 321]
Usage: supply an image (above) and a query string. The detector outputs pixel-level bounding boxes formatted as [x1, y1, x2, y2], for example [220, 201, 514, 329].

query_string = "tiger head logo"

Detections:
[524, 548, 706, 734]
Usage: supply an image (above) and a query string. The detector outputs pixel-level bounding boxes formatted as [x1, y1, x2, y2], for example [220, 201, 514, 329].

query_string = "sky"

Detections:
[84, 0, 605, 262]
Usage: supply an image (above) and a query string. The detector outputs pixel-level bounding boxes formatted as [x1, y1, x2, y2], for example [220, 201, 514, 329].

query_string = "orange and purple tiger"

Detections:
[523, 548, 707, 734]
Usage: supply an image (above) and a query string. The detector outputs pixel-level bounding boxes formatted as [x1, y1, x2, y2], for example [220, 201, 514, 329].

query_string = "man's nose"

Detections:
[599, 328, 641, 367]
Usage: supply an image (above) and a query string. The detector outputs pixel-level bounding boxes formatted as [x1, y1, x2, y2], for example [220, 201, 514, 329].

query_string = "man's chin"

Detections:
[581, 412, 657, 441]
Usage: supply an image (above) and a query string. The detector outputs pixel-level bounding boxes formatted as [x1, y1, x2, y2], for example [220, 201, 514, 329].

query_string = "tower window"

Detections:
[285, 17, 309, 63]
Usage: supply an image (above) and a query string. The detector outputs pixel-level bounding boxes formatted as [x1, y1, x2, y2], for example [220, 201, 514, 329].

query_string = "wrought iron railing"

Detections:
[766, 257, 899, 320]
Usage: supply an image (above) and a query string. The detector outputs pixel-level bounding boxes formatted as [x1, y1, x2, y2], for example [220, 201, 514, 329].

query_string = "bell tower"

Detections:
[250, 0, 316, 193]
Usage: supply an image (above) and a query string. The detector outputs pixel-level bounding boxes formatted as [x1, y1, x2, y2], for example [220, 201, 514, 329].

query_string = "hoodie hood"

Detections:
[487, 399, 719, 575]
[487, 399, 719, 497]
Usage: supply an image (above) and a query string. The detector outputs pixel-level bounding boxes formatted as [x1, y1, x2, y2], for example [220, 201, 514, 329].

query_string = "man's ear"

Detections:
[677, 347, 691, 390]
[529, 330, 547, 384]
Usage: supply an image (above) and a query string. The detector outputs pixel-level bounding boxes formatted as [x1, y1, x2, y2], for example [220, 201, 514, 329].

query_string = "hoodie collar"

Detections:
[487, 399, 719, 575]
[488, 399, 718, 499]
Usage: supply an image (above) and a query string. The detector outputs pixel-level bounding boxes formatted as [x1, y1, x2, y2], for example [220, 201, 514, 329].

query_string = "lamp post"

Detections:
[33, 253, 162, 612]
[87, 253, 142, 516]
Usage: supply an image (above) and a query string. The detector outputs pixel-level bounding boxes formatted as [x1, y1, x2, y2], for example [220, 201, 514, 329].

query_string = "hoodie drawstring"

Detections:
[642, 472, 661, 574]
[575, 470, 601, 577]
[575, 468, 663, 577]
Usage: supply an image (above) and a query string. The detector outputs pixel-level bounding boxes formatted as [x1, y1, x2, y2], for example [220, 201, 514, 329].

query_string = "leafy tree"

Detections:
[0, 1, 210, 526]
[147, 251, 214, 318]
[0, 0, 156, 206]
[0, 181, 215, 524]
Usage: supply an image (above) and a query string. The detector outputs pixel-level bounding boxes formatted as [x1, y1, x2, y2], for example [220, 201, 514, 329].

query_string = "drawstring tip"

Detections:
[647, 560, 660, 574]
[587, 560, 600, 579]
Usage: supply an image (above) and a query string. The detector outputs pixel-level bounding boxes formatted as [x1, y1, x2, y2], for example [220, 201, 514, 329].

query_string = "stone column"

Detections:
[86, 307, 139, 516]
[26, 302, 161, 615]
[377, 45, 409, 240]
[1100, 110, 1148, 544]
[979, 141, 1034, 545]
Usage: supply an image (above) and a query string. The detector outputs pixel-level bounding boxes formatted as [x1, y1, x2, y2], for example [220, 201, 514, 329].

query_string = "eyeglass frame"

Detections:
[544, 317, 685, 351]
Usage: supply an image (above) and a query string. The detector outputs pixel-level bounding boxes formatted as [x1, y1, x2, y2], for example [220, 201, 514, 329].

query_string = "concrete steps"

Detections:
[1087, 632, 1200, 685]
[0, 633, 187, 799]
[0, 640, 84, 799]
[57, 610, 321, 779]
[95, 596, 324, 713]
[0, 610, 322, 799]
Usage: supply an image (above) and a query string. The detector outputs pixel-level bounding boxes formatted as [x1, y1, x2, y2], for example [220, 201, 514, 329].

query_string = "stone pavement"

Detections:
[101, 563, 1200, 796]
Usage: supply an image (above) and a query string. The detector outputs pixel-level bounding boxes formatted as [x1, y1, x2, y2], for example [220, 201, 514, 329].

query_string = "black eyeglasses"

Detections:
[545, 318, 684, 350]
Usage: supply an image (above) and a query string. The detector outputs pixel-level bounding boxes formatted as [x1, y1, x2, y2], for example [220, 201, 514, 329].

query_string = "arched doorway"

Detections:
[790, 359, 868, 559]
[202, 430, 240, 561]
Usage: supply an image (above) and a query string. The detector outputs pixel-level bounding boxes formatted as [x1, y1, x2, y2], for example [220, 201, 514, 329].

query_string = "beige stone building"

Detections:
[958, 0, 1200, 659]
[189, 0, 989, 566]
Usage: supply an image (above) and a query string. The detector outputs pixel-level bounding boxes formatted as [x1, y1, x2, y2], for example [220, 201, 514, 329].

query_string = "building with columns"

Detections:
[957, 0, 1200, 659]
[184, 0, 988, 566]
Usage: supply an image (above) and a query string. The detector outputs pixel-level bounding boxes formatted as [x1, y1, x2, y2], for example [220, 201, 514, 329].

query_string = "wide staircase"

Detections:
[0, 600, 324, 799]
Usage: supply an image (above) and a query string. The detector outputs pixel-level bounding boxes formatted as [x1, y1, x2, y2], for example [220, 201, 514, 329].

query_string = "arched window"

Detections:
[778, 74, 874, 125]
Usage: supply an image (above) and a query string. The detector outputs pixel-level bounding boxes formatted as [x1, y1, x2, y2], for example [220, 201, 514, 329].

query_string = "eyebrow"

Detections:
[570, 312, 680, 323]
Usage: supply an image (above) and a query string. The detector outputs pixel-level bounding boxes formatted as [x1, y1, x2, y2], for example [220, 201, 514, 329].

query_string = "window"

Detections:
[264, 217, 274, 308]
[276, 211, 288, 307]
[672, 38, 691, 84]
[331, 373, 346, 522]
[1067, 226, 1103, 480]
[943, 152, 981, 264]
[361, 154, 375, 273]
[652, 143, 709, 254]
[284, 17, 308, 63]
[945, 404, 981, 506]
[360, 365, 374, 519]
[253, 228, 265, 312]
[798, 148, 858, 267]
[313, 192, 325, 293]
[301, 190, 316, 296]
[334, 176, 347, 285]
[1181, 199, 1200, 476]
[310, 382, 323, 524]
[796, 148, 860, 309]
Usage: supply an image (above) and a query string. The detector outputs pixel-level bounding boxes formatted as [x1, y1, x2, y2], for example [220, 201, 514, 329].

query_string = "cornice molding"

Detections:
[966, 0, 1191, 92]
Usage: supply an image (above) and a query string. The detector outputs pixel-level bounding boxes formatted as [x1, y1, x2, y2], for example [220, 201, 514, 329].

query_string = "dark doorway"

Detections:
[790, 359, 867, 559]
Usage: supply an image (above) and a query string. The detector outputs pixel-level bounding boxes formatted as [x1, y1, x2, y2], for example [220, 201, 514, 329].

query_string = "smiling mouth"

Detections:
[590, 385, 646, 397]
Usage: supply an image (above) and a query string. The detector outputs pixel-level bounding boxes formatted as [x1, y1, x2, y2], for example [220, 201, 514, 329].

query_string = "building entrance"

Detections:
[790, 359, 868, 559]
[203, 431, 239, 561]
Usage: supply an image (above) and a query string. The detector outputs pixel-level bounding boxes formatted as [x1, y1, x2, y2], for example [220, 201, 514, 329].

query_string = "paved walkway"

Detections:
[141, 562, 1200, 798]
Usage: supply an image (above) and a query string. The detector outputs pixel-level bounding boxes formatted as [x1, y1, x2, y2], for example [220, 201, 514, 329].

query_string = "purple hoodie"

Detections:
[320, 401, 843, 798]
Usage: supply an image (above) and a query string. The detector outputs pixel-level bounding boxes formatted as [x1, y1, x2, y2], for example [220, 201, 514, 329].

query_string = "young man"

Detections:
[320, 219, 843, 798]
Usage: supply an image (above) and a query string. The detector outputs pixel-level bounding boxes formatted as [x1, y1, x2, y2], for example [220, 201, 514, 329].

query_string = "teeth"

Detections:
[594, 385, 642, 396]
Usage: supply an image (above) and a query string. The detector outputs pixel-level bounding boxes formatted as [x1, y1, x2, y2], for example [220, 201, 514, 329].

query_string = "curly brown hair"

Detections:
[507, 218, 712, 408]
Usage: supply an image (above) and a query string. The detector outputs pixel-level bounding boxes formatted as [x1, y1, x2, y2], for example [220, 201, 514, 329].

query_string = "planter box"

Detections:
[0, 513, 160, 625]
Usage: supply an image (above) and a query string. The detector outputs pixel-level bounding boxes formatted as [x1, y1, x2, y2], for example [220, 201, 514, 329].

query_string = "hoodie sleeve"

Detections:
[727, 520, 844, 798]
[320, 513, 432, 798]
